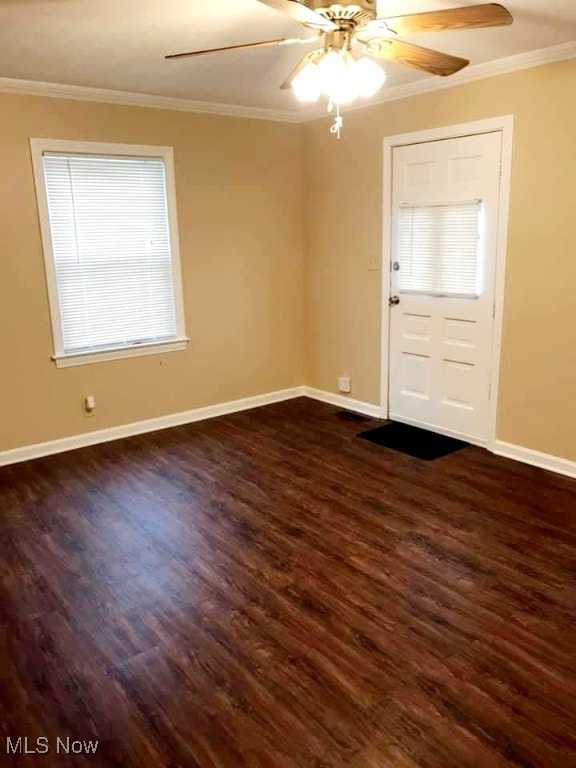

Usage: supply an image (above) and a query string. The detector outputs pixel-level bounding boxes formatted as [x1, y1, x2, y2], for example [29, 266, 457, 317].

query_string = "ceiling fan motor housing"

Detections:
[304, 1, 377, 28]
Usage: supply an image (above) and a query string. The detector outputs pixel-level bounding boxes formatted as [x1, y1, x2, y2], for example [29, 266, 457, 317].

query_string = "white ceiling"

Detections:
[0, 0, 575, 116]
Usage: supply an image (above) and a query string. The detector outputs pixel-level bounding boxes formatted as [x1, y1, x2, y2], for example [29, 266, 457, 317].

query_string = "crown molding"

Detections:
[0, 40, 574, 124]
[301, 39, 576, 121]
[0, 76, 303, 123]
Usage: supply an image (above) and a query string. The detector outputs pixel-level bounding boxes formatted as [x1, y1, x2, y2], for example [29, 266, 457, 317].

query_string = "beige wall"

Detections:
[302, 59, 576, 462]
[0, 94, 305, 451]
[2, 60, 576, 463]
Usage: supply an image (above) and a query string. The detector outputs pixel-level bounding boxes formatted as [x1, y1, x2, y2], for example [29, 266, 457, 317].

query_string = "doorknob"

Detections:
[389, 295, 400, 306]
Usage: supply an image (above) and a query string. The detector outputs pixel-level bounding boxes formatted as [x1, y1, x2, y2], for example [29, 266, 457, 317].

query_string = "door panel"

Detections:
[388, 132, 502, 443]
[402, 352, 431, 400]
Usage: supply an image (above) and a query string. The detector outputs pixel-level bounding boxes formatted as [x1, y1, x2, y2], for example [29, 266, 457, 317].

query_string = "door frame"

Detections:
[380, 115, 514, 450]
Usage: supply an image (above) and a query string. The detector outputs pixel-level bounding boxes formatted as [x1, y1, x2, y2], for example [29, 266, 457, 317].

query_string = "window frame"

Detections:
[30, 138, 188, 368]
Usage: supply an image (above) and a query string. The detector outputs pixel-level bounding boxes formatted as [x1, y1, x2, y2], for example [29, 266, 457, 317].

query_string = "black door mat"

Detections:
[358, 422, 468, 460]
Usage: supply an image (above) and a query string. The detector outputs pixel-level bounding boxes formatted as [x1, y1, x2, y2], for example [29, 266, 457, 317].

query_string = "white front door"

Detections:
[388, 132, 503, 444]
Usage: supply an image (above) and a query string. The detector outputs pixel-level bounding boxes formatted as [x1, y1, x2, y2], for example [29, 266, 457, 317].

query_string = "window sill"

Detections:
[52, 338, 189, 368]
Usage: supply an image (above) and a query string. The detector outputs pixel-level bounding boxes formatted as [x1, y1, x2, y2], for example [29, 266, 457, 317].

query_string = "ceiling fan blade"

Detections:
[364, 38, 469, 76]
[358, 4, 512, 39]
[165, 35, 318, 60]
[280, 48, 323, 89]
[257, 0, 338, 31]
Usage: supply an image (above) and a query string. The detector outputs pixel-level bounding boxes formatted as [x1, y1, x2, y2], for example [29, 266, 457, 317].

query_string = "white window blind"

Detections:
[397, 201, 481, 297]
[42, 152, 180, 356]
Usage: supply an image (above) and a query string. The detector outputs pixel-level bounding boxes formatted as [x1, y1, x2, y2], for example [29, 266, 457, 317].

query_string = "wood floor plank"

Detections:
[1, 397, 575, 767]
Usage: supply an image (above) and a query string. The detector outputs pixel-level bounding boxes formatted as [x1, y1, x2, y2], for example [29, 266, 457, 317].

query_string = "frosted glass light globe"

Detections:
[351, 57, 387, 98]
[292, 62, 321, 103]
[316, 51, 349, 101]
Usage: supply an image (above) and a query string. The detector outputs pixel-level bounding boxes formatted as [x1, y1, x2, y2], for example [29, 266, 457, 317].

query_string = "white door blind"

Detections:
[42, 153, 178, 354]
[397, 201, 481, 297]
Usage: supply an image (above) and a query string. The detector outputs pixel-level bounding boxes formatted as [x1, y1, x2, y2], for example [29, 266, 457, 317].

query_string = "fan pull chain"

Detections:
[329, 101, 344, 139]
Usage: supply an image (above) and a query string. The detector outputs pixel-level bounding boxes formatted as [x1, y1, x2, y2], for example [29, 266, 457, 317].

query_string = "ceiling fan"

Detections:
[166, 1, 513, 133]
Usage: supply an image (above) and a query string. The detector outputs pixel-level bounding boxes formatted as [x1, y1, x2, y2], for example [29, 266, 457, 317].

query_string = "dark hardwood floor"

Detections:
[1, 397, 575, 767]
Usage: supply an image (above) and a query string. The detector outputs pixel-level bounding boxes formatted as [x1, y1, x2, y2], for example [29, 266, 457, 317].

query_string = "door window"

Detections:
[397, 201, 481, 298]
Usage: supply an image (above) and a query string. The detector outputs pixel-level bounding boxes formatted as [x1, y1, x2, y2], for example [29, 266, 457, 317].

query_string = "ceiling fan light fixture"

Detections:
[168, 0, 514, 136]
[293, 48, 386, 105]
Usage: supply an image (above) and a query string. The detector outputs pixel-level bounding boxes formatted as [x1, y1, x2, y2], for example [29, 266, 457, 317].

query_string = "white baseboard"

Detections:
[304, 390, 576, 482]
[0, 386, 306, 468]
[493, 440, 576, 480]
[3, 386, 575, 484]
[303, 387, 382, 419]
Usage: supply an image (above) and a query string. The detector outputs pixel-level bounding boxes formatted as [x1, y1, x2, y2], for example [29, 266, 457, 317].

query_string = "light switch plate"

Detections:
[368, 253, 380, 271]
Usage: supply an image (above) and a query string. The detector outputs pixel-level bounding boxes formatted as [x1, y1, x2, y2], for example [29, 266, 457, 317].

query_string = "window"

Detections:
[397, 201, 482, 298]
[31, 139, 187, 367]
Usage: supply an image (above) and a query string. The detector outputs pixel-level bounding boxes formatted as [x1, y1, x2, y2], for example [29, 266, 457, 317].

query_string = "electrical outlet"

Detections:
[83, 395, 96, 417]
[338, 377, 351, 394]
